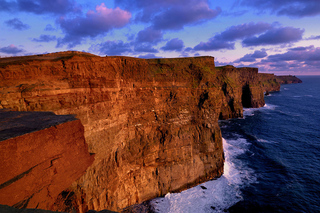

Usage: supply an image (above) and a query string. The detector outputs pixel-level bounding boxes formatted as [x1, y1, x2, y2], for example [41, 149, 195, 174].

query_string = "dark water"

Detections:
[222, 76, 320, 213]
[152, 76, 320, 213]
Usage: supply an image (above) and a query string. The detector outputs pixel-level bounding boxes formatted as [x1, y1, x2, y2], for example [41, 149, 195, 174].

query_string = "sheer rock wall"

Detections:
[0, 53, 268, 212]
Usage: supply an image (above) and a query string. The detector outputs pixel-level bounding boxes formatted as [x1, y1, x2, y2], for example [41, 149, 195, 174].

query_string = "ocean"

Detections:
[151, 76, 320, 213]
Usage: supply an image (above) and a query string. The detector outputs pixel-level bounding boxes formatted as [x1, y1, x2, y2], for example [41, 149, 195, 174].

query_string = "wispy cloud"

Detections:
[194, 22, 272, 51]
[90, 40, 132, 56]
[0, 44, 24, 54]
[0, 0, 81, 15]
[5, 18, 29, 30]
[194, 22, 304, 51]
[240, 0, 320, 17]
[32, 34, 57, 42]
[242, 27, 304, 47]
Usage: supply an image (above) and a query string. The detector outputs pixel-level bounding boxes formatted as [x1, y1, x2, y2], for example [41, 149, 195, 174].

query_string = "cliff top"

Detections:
[275, 75, 303, 84]
[0, 110, 77, 141]
[0, 51, 98, 67]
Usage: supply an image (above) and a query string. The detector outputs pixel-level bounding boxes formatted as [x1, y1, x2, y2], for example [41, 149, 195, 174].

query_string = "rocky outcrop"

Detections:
[0, 110, 94, 210]
[275, 75, 303, 84]
[258, 73, 281, 93]
[0, 52, 268, 212]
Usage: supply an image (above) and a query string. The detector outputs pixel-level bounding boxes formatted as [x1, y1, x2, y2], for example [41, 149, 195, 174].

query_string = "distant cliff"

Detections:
[0, 52, 293, 212]
[275, 75, 303, 84]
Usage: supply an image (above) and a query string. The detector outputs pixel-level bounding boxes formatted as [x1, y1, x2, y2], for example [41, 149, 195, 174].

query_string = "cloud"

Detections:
[152, 3, 221, 30]
[0, 44, 24, 54]
[138, 53, 158, 59]
[236, 49, 268, 62]
[90, 40, 132, 56]
[0, 0, 81, 15]
[194, 39, 234, 51]
[44, 24, 55, 31]
[32, 34, 57, 42]
[266, 45, 320, 62]
[0, 0, 15, 11]
[161, 38, 184, 51]
[5, 18, 29, 30]
[136, 27, 163, 43]
[134, 44, 158, 53]
[306, 35, 320, 40]
[115, 0, 221, 30]
[194, 22, 272, 51]
[242, 45, 320, 73]
[216, 22, 272, 41]
[242, 27, 304, 47]
[240, 0, 320, 17]
[57, 3, 131, 48]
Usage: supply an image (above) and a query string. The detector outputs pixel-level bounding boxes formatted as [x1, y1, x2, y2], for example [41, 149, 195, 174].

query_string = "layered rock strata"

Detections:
[0, 110, 94, 210]
[0, 52, 271, 212]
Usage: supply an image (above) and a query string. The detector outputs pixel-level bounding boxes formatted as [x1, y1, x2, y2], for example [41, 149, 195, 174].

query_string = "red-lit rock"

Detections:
[0, 110, 94, 210]
[0, 52, 274, 212]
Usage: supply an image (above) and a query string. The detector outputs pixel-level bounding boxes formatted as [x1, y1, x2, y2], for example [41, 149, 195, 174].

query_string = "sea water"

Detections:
[151, 76, 320, 212]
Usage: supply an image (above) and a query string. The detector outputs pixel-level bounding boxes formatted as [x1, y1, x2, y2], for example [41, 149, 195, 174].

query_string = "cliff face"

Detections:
[258, 73, 281, 93]
[0, 53, 267, 212]
[0, 110, 94, 210]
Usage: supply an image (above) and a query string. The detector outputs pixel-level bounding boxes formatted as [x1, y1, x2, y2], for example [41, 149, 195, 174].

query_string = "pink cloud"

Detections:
[57, 3, 131, 47]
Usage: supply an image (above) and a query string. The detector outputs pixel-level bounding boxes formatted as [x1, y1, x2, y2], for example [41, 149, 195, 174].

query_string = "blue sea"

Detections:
[151, 76, 320, 213]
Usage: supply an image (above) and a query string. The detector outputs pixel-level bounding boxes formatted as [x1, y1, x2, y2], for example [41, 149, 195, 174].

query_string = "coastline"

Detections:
[0, 52, 302, 212]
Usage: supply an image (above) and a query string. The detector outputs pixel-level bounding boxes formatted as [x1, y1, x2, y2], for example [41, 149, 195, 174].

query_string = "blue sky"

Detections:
[1, 0, 320, 75]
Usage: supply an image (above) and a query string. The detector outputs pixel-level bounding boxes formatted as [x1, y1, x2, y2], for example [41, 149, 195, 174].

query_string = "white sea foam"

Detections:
[243, 104, 276, 118]
[151, 138, 257, 213]
[257, 138, 278, 144]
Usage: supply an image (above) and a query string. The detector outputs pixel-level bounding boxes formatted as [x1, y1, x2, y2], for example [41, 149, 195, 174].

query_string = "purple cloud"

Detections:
[57, 3, 131, 47]
[91, 40, 132, 56]
[236, 49, 268, 62]
[134, 43, 158, 53]
[0, 44, 24, 54]
[136, 27, 163, 43]
[161, 38, 184, 51]
[240, 0, 320, 17]
[32, 34, 57, 42]
[138, 53, 158, 59]
[215, 22, 272, 41]
[193, 22, 273, 51]
[242, 27, 304, 46]
[0, 0, 80, 15]
[0, 0, 15, 11]
[194, 39, 235, 51]
[115, 0, 221, 30]
[5, 18, 29, 30]
[152, 4, 221, 30]
[242, 45, 320, 73]
[306, 35, 320, 40]
[267, 45, 320, 62]
[44, 24, 55, 31]
[17, 0, 81, 15]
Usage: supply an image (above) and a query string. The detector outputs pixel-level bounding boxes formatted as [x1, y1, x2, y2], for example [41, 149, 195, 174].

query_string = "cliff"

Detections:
[0, 52, 271, 212]
[275, 75, 303, 84]
[0, 110, 94, 210]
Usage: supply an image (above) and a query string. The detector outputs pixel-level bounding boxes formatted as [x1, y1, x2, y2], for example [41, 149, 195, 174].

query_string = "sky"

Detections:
[1, 0, 320, 75]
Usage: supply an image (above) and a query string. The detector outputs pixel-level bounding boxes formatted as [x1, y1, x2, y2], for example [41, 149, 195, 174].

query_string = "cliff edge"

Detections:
[0, 52, 280, 212]
[0, 110, 94, 210]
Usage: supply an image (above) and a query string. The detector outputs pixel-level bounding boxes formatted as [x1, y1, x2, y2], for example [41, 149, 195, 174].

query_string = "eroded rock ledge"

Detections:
[0, 110, 94, 210]
[0, 52, 292, 212]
